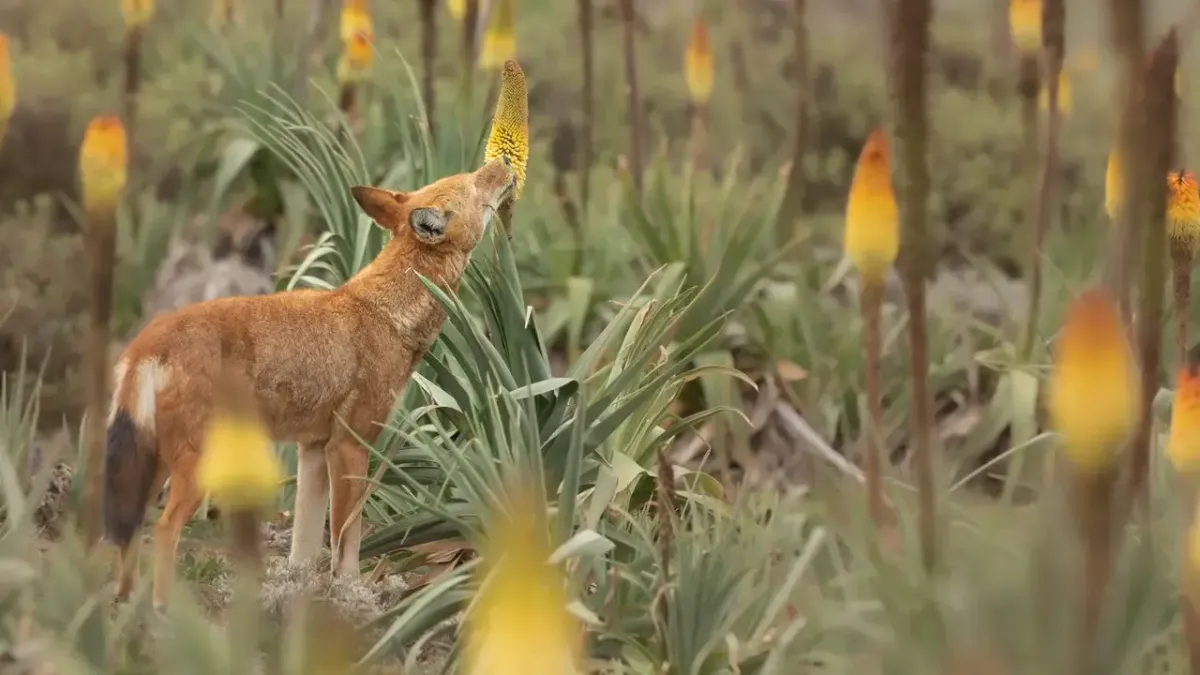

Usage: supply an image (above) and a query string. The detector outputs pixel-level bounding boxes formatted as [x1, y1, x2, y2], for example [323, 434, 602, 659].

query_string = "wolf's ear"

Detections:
[351, 186, 408, 231]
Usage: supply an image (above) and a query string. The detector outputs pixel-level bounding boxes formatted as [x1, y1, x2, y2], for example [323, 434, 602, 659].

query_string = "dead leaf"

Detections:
[775, 360, 809, 382]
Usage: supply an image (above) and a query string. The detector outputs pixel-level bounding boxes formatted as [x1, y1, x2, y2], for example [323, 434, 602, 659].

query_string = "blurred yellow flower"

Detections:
[1038, 70, 1072, 116]
[1009, 0, 1042, 55]
[121, 0, 155, 29]
[447, 0, 465, 21]
[1168, 171, 1200, 247]
[210, 0, 239, 26]
[1188, 499, 1200, 582]
[1046, 289, 1139, 473]
[78, 116, 128, 215]
[1105, 144, 1123, 221]
[0, 34, 14, 146]
[340, 0, 373, 44]
[684, 18, 714, 105]
[197, 404, 282, 513]
[1169, 365, 1200, 473]
[480, 0, 515, 71]
[337, 31, 373, 85]
[463, 492, 582, 675]
[485, 59, 528, 198]
[844, 129, 899, 286]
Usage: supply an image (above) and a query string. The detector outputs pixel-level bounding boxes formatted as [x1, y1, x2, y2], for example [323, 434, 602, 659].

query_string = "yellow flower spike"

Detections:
[78, 116, 128, 216]
[1168, 171, 1200, 247]
[463, 490, 582, 675]
[0, 34, 14, 146]
[1038, 70, 1072, 116]
[480, 0, 516, 71]
[447, 0, 465, 21]
[1009, 0, 1042, 55]
[1105, 144, 1123, 221]
[196, 373, 282, 513]
[843, 129, 899, 286]
[1046, 289, 1140, 473]
[120, 0, 155, 29]
[684, 17, 714, 105]
[336, 30, 374, 86]
[1169, 364, 1200, 473]
[340, 0, 373, 44]
[484, 59, 529, 198]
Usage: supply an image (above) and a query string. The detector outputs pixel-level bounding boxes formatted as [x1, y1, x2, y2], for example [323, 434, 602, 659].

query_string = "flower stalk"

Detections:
[1045, 288, 1139, 669]
[845, 129, 900, 530]
[78, 116, 128, 548]
[684, 16, 713, 171]
[336, 2, 373, 139]
[1169, 171, 1200, 367]
[619, 0, 644, 194]
[775, 0, 810, 250]
[890, 0, 936, 572]
[419, 0, 438, 137]
[1017, 0, 1062, 361]
[578, 0, 595, 216]
[0, 33, 14, 150]
[197, 369, 282, 670]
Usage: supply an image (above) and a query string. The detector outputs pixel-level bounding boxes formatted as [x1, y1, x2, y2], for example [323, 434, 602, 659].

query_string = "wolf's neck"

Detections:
[341, 237, 469, 337]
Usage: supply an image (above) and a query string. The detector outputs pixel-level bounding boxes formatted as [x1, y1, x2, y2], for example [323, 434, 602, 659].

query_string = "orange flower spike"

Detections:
[1169, 364, 1200, 474]
[684, 18, 714, 105]
[1168, 171, 1200, 248]
[78, 116, 129, 215]
[480, 0, 516, 71]
[1009, 0, 1042, 56]
[1105, 144, 1123, 221]
[120, 0, 155, 29]
[844, 129, 899, 286]
[336, 31, 374, 86]
[0, 34, 14, 145]
[1046, 289, 1140, 473]
[339, 0, 373, 44]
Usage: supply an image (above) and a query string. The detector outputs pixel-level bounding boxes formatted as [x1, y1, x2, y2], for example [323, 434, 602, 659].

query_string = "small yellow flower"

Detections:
[447, 0, 465, 21]
[1105, 144, 1123, 221]
[479, 0, 515, 71]
[1169, 365, 1200, 474]
[196, 403, 282, 513]
[0, 34, 14, 146]
[1168, 171, 1200, 247]
[463, 490, 582, 675]
[78, 116, 128, 216]
[684, 18, 714, 105]
[340, 0, 373, 44]
[1038, 70, 1072, 116]
[336, 30, 373, 85]
[120, 0, 155, 29]
[1009, 0, 1042, 55]
[1046, 288, 1139, 473]
[484, 59, 529, 198]
[210, 0, 240, 26]
[844, 129, 899, 286]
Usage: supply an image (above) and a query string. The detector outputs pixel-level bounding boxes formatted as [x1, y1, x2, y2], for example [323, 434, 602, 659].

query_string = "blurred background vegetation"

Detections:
[3, 0, 1200, 672]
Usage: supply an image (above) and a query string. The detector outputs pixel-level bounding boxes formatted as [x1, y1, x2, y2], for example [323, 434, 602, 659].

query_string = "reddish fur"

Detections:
[103, 159, 516, 608]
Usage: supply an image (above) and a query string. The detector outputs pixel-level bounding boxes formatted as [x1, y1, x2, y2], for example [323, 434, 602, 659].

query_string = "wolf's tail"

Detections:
[102, 408, 159, 548]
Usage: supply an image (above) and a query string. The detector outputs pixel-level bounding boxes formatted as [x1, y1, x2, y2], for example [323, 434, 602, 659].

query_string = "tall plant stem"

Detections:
[619, 0, 643, 194]
[228, 510, 263, 670]
[121, 26, 142, 239]
[1126, 30, 1178, 508]
[1073, 469, 1118, 673]
[80, 209, 117, 549]
[861, 280, 886, 529]
[891, 0, 936, 572]
[1018, 0, 1065, 362]
[420, 0, 438, 138]
[578, 0, 595, 217]
[775, 0, 810, 249]
[461, 0, 480, 116]
[1175, 239, 1195, 368]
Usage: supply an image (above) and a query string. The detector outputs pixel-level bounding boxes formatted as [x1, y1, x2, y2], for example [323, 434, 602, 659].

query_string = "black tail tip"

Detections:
[102, 410, 154, 548]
